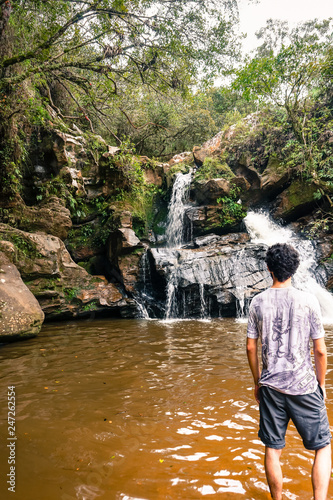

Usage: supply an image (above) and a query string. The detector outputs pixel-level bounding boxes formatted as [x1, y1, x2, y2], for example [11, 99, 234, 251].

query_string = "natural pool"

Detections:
[0, 318, 332, 500]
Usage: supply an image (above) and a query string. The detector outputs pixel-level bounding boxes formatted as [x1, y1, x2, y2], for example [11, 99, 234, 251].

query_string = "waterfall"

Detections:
[165, 171, 192, 248]
[163, 171, 193, 319]
[231, 248, 248, 321]
[133, 297, 150, 319]
[199, 284, 207, 320]
[244, 211, 333, 323]
[165, 271, 178, 319]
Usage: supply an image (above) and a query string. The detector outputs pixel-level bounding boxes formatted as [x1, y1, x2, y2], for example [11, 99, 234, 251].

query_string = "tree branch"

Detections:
[1, 4, 96, 69]
[118, 107, 168, 131]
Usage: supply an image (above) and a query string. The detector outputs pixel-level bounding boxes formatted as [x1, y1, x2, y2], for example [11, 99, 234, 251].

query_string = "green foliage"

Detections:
[63, 287, 81, 301]
[0, 133, 28, 198]
[194, 156, 235, 181]
[233, 19, 333, 179]
[115, 91, 219, 157]
[1, 231, 41, 260]
[217, 186, 247, 227]
[0, 0, 240, 142]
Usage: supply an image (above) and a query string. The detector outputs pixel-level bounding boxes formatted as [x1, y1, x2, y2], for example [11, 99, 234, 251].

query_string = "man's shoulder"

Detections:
[249, 288, 270, 305]
[250, 287, 317, 304]
[288, 287, 320, 305]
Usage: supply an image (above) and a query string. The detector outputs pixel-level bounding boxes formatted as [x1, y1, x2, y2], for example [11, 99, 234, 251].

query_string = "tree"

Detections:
[233, 18, 333, 176]
[0, 0, 243, 199]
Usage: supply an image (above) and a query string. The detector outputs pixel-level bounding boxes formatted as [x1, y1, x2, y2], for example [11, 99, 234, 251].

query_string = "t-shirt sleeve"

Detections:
[247, 302, 259, 339]
[309, 296, 325, 339]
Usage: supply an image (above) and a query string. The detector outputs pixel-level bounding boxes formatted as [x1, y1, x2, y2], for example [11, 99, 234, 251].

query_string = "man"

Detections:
[246, 243, 332, 500]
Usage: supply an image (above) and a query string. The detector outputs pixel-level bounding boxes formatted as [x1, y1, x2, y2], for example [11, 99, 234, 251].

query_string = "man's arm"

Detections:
[313, 337, 327, 399]
[246, 337, 260, 403]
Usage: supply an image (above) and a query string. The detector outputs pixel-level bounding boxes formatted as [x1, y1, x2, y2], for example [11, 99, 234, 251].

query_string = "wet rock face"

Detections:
[0, 253, 44, 341]
[144, 235, 270, 318]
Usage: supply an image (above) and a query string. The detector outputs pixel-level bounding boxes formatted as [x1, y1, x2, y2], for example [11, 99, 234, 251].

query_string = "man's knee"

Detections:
[265, 447, 283, 462]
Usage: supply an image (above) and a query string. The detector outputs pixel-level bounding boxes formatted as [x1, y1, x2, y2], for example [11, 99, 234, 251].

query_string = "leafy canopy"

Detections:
[1, 0, 241, 91]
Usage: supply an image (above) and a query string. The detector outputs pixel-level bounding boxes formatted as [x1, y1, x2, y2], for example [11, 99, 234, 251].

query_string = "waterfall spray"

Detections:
[244, 211, 333, 323]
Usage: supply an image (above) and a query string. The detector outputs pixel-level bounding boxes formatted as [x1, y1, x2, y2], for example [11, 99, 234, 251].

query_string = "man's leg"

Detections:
[264, 447, 283, 500]
[312, 443, 331, 500]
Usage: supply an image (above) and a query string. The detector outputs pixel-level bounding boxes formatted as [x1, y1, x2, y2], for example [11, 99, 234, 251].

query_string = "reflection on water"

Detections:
[0, 318, 332, 500]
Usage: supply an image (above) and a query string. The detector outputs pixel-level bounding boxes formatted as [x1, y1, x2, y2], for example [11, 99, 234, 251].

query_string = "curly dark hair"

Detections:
[265, 243, 300, 282]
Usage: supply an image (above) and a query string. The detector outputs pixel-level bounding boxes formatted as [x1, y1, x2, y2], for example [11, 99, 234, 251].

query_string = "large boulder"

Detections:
[260, 156, 290, 198]
[233, 152, 261, 191]
[185, 204, 245, 237]
[118, 251, 145, 293]
[0, 253, 44, 342]
[168, 152, 193, 167]
[192, 178, 230, 205]
[0, 224, 138, 320]
[2, 197, 72, 240]
[147, 237, 270, 317]
[273, 180, 319, 222]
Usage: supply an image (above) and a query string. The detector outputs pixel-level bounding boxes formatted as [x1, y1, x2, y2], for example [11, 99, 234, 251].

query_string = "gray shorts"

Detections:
[259, 385, 332, 450]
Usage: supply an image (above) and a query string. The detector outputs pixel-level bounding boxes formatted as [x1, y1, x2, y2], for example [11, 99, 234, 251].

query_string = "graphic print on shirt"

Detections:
[247, 287, 325, 395]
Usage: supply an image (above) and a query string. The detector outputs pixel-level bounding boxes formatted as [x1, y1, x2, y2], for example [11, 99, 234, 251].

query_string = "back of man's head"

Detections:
[265, 243, 300, 283]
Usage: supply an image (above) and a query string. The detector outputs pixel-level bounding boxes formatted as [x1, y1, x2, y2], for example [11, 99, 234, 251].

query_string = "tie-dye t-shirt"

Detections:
[247, 287, 325, 395]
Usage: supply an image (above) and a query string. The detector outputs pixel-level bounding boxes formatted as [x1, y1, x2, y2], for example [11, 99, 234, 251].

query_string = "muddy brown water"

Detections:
[0, 318, 333, 500]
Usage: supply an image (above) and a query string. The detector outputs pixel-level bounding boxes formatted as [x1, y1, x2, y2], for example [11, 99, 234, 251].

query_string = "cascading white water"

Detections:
[165, 269, 178, 319]
[199, 284, 207, 320]
[165, 171, 192, 248]
[164, 171, 203, 319]
[244, 211, 333, 323]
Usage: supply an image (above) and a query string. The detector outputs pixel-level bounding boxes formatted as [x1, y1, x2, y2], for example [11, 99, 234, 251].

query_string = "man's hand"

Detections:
[254, 384, 260, 404]
[320, 384, 327, 401]
[247, 337, 261, 403]
[313, 338, 327, 400]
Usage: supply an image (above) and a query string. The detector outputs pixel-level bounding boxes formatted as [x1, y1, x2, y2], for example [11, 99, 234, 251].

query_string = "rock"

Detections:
[59, 167, 87, 197]
[229, 177, 252, 204]
[102, 145, 121, 158]
[119, 211, 133, 229]
[193, 131, 224, 165]
[192, 232, 250, 248]
[0, 224, 139, 320]
[147, 240, 270, 317]
[260, 156, 290, 198]
[192, 114, 259, 167]
[273, 180, 320, 222]
[0, 253, 44, 342]
[1, 196, 72, 240]
[68, 237, 104, 262]
[185, 205, 244, 237]
[168, 152, 193, 167]
[118, 251, 144, 293]
[52, 130, 87, 168]
[143, 164, 165, 187]
[75, 281, 137, 318]
[234, 155, 261, 190]
[192, 178, 230, 205]
[118, 228, 142, 249]
[108, 228, 142, 264]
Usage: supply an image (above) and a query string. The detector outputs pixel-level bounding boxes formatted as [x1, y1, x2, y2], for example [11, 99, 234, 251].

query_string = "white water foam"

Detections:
[244, 211, 333, 324]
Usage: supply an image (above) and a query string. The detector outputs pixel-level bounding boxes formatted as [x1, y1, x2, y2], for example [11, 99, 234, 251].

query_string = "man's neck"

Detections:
[271, 276, 292, 289]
